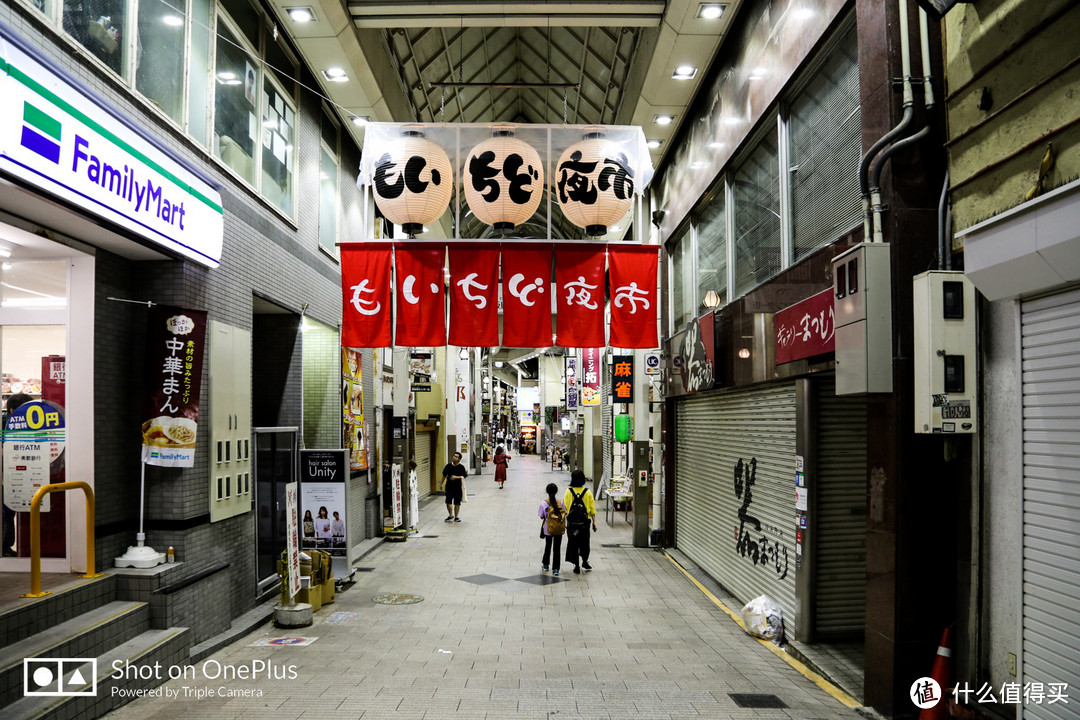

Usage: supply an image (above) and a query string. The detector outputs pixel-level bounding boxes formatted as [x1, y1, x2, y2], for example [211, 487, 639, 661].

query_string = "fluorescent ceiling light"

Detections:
[654, 115, 675, 126]
[322, 68, 348, 82]
[286, 7, 315, 22]
[698, 4, 726, 19]
[673, 66, 698, 80]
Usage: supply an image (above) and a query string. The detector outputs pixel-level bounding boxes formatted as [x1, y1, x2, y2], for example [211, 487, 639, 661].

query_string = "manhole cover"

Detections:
[729, 693, 787, 708]
[372, 593, 424, 605]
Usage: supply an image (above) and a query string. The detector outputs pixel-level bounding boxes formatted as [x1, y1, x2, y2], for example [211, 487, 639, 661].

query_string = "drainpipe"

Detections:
[938, 170, 950, 270]
[870, 2, 936, 243]
[860, 0, 916, 241]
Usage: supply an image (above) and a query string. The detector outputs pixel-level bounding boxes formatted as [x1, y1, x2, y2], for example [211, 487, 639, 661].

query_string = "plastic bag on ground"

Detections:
[740, 595, 784, 645]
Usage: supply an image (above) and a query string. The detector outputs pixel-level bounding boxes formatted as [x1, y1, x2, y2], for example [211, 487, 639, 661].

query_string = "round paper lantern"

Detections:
[463, 130, 545, 232]
[371, 130, 452, 236]
[553, 133, 636, 236]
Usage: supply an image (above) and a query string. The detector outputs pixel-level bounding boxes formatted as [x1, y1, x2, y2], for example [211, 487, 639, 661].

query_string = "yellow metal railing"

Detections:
[20, 481, 104, 598]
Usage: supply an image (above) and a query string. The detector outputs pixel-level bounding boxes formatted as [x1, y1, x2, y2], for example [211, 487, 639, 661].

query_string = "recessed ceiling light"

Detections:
[322, 68, 348, 82]
[350, 115, 370, 126]
[698, 4, 726, 20]
[654, 114, 675, 126]
[646, 139, 662, 149]
[286, 7, 315, 23]
[673, 66, 698, 80]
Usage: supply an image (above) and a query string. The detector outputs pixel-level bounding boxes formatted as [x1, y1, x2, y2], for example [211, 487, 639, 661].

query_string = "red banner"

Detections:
[554, 246, 606, 347]
[775, 288, 835, 364]
[608, 246, 658, 349]
[501, 244, 553, 348]
[394, 243, 446, 346]
[448, 243, 500, 347]
[341, 244, 392, 348]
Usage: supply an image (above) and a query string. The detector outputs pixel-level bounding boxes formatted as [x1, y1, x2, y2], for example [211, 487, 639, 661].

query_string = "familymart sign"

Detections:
[0, 30, 223, 267]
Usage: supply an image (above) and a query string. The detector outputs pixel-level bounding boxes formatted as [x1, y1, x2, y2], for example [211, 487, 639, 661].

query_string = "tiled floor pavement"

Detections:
[105, 454, 870, 720]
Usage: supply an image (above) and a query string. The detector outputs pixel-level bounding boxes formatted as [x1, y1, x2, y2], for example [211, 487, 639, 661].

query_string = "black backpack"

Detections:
[566, 488, 589, 529]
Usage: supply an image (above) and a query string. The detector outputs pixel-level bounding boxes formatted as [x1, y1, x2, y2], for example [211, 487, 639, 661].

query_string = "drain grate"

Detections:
[729, 694, 787, 709]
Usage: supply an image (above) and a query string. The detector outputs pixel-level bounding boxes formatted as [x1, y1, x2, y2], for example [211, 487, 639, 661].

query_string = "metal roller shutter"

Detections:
[813, 375, 867, 638]
[676, 383, 799, 635]
[1021, 288, 1080, 720]
[415, 430, 434, 496]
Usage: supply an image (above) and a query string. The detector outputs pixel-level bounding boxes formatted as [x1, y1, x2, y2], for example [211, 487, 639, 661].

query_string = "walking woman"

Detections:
[493, 444, 510, 489]
[564, 470, 598, 574]
[538, 483, 566, 575]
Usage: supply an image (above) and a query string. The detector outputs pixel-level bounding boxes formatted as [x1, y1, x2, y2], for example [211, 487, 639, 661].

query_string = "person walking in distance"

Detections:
[538, 483, 566, 575]
[564, 470, 598, 574]
[442, 452, 468, 523]
[493, 444, 510, 489]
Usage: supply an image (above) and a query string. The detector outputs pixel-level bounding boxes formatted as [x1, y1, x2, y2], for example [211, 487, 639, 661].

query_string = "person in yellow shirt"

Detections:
[563, 470, 598, 573]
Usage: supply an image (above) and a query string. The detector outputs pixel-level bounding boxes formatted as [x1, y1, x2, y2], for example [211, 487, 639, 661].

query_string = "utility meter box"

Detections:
[833, 242, 893, 395]
[913, 271, 977, 433]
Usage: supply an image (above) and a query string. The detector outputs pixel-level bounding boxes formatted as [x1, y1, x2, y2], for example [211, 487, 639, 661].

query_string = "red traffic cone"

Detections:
[919, 627, 953, 720]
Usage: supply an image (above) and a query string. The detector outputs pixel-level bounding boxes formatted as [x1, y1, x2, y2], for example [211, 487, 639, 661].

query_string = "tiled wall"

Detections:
[302, 319, 340, 450]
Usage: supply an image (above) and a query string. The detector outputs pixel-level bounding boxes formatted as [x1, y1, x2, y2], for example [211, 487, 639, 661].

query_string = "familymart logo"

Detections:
[20, 101, 61, 164]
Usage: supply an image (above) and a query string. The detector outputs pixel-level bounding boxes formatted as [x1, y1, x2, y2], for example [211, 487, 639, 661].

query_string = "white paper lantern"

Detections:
[463, 130, 545, 232]
[553, 133, 636, 236]
[371, 130, 452, 235]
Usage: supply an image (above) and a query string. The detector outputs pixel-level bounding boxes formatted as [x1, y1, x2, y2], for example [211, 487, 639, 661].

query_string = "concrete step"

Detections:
[4, 626, 191, 720]
[0, 600, 149, 707]
[0, 575, 117, 648]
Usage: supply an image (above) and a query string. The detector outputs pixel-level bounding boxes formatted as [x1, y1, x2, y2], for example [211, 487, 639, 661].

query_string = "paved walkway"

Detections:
[105, 453, 869, 720]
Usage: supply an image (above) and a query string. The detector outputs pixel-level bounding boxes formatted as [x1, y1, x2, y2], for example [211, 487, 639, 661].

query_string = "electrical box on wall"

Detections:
[914, 271, 977, 433]
[833, 242, 893, 395]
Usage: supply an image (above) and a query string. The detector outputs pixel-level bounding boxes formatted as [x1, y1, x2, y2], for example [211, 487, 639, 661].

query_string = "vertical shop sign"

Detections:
[141, 306, 207, 468]
[391, 463, 403, 528]
[565, 357, 578, 410]
[299, 449, 348, 557]
[285, 481, 301, 599]
[612, 354, 634, 404]
[581, 347, 601, 406]
[455, 351, 471, 466]
[2, 400, 64, 511]
[342, 348, 367, 470]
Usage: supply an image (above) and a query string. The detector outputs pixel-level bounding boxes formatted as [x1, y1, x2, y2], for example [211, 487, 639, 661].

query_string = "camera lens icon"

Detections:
[24, 658, 97, 697]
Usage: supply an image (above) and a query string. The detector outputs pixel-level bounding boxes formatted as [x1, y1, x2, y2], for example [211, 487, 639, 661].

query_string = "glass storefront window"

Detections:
[319, 146, 339, 256]
[62, 0, 129, 75]
[213, 22, 258, 184]
[669, 226, 694, 332]
[1, 260, 69, 560]
[135, 0, 186, 125]
[696, 190, 727, 309]
[733, 133, 781, 297]
[261, 80, 295, 214]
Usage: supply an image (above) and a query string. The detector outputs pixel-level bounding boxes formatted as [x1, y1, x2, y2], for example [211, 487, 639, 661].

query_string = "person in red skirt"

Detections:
[493, 445, 510, 489]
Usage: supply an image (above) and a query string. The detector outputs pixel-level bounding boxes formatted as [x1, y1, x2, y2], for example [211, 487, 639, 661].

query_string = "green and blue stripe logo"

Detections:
[20, 101, 61, 164]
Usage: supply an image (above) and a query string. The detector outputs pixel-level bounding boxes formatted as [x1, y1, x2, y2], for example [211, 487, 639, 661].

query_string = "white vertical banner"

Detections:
[408, 469, 419, 531]
[455, 348, 471, 468]
[391, 463, 403, 528]
[285, 482, 300, 599]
